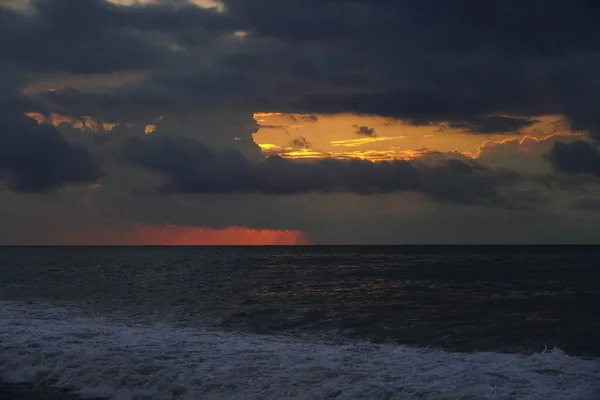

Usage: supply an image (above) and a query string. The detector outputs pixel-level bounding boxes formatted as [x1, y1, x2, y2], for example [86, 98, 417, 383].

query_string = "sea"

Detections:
[0, 245, 599, 400]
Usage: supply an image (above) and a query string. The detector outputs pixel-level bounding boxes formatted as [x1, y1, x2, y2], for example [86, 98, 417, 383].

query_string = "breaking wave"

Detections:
[1, 301, 598, 400]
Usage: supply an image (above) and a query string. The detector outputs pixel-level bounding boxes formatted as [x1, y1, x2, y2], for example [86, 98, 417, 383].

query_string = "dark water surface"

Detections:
[1, 245, 599, 357]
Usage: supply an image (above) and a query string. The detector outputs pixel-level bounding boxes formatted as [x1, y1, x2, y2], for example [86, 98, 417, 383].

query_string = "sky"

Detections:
[2, 0, 600, 245]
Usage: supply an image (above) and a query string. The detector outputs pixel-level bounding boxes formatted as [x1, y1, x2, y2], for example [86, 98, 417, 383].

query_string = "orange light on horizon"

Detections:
[57, 224, 310, 246]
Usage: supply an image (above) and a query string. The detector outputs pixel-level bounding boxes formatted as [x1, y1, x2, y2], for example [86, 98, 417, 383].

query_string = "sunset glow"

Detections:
[252, 112, 580, 163]
[25, 112, 143, 133]
[4, 4, 600, 398]
[57, 225, 310, 246]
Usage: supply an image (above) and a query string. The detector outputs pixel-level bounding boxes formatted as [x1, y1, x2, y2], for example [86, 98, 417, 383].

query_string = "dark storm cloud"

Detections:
[354, 125, 376, 137]
[0, 64, 103, 192]
[449, 116, 538, 134]
[184, 0, 600, 135]
[0, 0, 219, 192]
[547, 140, 600, 178]
[121, 135, 520, 206]
[2, 0, 599, 196]
[0, 0, 230, 74]
[33, 88, 172, 123]
[0, 106, 103, 192]
[5, 0, 599, 137]
[31, 0, 576, 140]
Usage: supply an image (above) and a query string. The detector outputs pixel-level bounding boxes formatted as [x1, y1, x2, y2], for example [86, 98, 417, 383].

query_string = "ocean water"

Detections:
[0, 246, 599, 399]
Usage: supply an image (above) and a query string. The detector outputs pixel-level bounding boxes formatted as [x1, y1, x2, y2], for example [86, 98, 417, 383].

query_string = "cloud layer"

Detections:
[548, 141, 600, 179]
[1, 0, 600, 243]
[122, 135, 519, 206]
[3, 0, 599, 132]
[0, 112, 103, 192]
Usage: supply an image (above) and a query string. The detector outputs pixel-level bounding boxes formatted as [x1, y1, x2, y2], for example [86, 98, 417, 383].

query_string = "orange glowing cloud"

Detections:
[24, 111, 158, 135]
[253, 112, 577, 163]
[330, 136, 407, 147]
[144, 124, 157, 135]
[25, 112, 107, 131]
[58, 224, 310, 245]
[474, 132, 586, 159]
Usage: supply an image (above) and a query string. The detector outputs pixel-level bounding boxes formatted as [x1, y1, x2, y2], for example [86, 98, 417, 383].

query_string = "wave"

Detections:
[1, 301, 598, 400]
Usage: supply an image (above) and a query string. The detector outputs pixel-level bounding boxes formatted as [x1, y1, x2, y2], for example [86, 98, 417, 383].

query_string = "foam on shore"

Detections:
[1, 301, 599, 399]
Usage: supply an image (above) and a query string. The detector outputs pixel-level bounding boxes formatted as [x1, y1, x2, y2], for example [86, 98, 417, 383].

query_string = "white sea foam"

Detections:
[0, 301, 598, 400]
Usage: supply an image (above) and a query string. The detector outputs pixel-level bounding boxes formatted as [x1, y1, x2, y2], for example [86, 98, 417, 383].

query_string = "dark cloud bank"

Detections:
[4, 0, 599, 129]
[0, 77, 102, 192]
[1, 0, 600, 196]
[0, 111, 103, 192]
[548, 141, 600, 179]
[122, 135, 519, 206]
